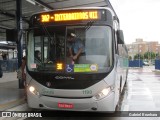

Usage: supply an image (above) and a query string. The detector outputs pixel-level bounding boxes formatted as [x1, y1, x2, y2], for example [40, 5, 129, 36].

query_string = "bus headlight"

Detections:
[93, 87, 111, 100]
[29, 86, 39, 96]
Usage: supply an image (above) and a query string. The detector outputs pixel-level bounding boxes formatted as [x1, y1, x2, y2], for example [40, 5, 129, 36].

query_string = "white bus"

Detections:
[26, 6, 128, 112]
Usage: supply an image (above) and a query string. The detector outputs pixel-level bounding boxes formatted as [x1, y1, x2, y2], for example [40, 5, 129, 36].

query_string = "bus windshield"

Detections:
[27, 25, 112, 73]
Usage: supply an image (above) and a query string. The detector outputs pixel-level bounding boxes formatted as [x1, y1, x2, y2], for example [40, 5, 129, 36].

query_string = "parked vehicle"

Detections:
[143, 62, 149, 66]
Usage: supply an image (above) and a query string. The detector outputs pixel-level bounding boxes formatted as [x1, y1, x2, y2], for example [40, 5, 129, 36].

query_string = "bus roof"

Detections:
[30, 0, 119, 23]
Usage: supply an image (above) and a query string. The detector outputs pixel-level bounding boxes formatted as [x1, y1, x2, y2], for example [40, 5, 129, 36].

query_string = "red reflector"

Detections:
[58, 103, 74, 109]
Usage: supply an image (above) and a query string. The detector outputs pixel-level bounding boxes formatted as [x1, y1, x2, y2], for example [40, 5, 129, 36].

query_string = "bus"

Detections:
[26, 6, 128, 112]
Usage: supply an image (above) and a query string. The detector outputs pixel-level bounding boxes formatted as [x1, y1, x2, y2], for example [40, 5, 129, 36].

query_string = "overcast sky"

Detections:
[110, 0, 160, 44]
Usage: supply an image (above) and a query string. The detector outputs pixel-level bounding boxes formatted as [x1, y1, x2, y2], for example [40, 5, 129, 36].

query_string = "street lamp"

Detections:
[139, 45, 142, 67]
[147, 43, 150, 62]
[128, 44, 135, 61]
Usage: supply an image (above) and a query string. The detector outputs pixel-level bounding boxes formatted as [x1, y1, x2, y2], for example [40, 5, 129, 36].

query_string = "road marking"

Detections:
[0, 98, 25, 110]
[6, 103, 28, 111]
[1, 103, 28, 120]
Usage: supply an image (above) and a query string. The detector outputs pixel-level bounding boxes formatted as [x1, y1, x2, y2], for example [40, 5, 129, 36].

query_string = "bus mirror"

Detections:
[117, 30, 124, 44]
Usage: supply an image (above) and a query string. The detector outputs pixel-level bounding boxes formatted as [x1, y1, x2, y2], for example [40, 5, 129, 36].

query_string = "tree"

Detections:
[128, 56, 132, 60]
[144, 52, 156, 60]
[134, 54, 143, 60]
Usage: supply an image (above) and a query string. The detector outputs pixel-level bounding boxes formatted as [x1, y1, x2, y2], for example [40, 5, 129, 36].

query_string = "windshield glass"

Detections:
[27, 25, 112, 73]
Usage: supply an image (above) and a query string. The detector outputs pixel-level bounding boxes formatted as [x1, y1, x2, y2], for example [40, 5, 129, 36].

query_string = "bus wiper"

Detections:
[35, 64, 52, 71]
[85, 21, 94, 31]
[39, 23, 54, 44]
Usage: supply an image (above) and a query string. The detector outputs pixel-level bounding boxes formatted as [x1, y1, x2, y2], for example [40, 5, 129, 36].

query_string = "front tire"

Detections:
[115, 77, 122, 111]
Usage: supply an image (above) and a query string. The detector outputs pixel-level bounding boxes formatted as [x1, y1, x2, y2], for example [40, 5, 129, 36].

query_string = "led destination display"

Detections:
[40, 10, 103, 22]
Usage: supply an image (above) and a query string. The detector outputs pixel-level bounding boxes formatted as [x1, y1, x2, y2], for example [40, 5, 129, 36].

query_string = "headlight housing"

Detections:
[29, 86, 39, 96]
[93, 87, 111, 100]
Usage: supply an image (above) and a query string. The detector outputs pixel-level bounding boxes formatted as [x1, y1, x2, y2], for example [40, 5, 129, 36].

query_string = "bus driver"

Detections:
[67, 33, 85, 64]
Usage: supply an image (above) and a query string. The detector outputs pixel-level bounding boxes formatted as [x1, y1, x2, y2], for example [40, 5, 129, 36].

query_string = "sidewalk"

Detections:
[0, 72, 17, 83]
[0, 72, 25, 111]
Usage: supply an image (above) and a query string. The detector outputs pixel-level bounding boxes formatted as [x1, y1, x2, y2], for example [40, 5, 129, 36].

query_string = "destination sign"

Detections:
[40, 10, 101, 22]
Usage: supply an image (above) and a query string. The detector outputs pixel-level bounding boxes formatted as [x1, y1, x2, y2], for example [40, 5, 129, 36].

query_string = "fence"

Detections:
[129, 60, 143, 67]
[155, 60, 160, 70]
[0, 59, 18, 72]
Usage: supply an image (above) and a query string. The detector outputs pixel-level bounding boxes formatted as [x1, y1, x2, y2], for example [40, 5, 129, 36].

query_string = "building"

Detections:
[127, 38, 160, 60]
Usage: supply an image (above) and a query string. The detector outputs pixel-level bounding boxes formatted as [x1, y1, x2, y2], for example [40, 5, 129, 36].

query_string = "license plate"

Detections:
[58, 103, 74, 109]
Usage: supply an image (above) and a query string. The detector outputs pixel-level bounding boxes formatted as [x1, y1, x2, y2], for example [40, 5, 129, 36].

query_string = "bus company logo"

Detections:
[55, 76, 74, 80]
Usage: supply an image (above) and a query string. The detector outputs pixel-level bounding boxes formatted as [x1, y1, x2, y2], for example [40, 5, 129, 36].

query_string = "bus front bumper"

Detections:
[27, 91, 115, 112]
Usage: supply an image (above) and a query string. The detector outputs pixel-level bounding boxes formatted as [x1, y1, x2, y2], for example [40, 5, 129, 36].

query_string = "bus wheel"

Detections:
[115, 77, 122, 111]
[124, 71, 128, 86]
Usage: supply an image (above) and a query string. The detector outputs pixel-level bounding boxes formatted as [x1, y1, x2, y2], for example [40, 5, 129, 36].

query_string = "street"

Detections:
[121, 66, 160, 111]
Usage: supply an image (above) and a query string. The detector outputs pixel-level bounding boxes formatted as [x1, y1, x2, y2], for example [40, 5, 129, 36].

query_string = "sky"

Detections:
[110, 0, 160, 44]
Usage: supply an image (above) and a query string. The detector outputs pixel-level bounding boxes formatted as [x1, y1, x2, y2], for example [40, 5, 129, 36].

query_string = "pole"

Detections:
[16, 0, 24, 89]
[138, 45, 140, 67]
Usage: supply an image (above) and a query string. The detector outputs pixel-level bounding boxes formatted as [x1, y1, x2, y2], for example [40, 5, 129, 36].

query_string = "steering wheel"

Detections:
[48, 61, 53, 64]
